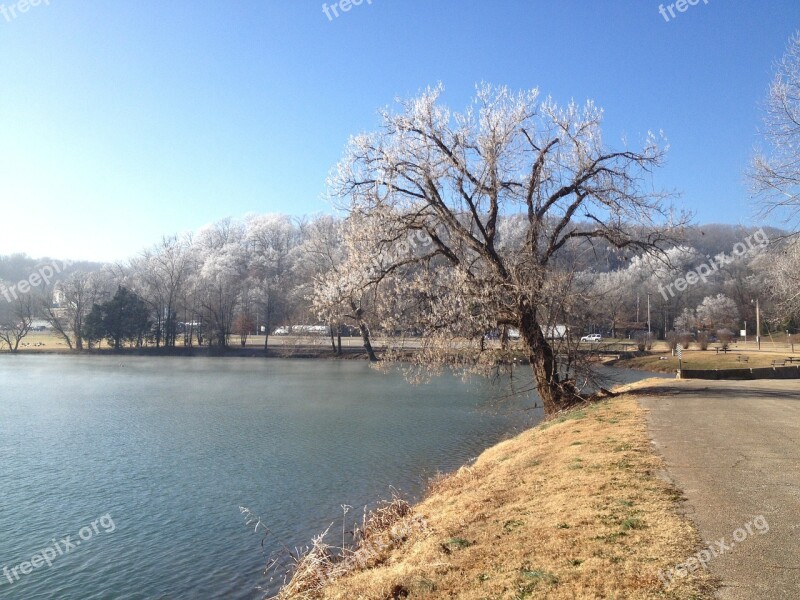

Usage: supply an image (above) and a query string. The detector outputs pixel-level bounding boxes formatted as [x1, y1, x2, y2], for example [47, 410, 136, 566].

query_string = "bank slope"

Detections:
[288, 394, 717, 599]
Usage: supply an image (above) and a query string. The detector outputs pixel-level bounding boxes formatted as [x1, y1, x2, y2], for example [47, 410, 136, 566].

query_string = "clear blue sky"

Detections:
[1, 0, 798, 261]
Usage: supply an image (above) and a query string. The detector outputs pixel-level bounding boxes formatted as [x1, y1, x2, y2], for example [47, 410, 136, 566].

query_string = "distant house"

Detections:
[507, 325, 568, 340]
[543, 325, 569, 340]
[29, 319, 51, 332]
[273, 325, 329, 336]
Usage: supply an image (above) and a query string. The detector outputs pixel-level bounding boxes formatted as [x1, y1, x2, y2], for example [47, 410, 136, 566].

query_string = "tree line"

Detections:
[1, 33, 799, 416]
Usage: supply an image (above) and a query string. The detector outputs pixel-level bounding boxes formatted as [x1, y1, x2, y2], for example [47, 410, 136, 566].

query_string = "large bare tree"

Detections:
[751, 32, 800, 230]
[132, 235, 192, 348]
[245, 214, 298, 353]
[330, 84, 684, 415]
[40, 271, 108, 350]
[765, 237, 800, 322]
[0, 293, 34, 352]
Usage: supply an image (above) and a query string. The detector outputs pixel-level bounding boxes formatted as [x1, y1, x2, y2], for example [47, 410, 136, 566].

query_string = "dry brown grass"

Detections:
[616, 349, 800, 373]
[286, 395, 717, 599]
[272, 496, 421, 600]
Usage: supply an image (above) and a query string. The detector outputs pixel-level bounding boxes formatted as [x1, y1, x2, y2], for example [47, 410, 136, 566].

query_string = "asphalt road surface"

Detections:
[638, 379, 800, 599]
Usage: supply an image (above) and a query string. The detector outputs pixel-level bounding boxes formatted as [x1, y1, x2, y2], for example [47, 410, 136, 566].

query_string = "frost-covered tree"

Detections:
[767, 238, 800, 322]
[696, 294, 740, 332]
[329, 84, 685, 414]
[674, 307, 697, 332]
[751, 32, 800, 230]
[195, 220, 248, 348]
[309, 213, 383, 361]
[245, 214, 298, 351]
[131, 235, 193, 348]
[584, 268, 640, 338]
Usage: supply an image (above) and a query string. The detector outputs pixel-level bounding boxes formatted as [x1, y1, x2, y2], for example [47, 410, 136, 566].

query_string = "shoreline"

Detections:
[275, 383, 718, 599]
[0, 345, 373, 360]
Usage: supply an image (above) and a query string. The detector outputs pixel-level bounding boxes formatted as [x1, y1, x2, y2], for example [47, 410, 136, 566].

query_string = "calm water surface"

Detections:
[0, 356, 661, 599]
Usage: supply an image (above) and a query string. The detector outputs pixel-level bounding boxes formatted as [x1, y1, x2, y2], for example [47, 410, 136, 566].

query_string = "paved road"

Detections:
[638, 379, 800, 599]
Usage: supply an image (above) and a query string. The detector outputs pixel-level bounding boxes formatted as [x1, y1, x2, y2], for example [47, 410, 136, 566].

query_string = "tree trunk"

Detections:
[263, 296, 271, 355]
[329, 324, 338, 355]
[350, 301, 378, 362]
[155, 312, 162, 348]
[358, 320, 378, 362]
[337, 325, 342, 355]
[518, 307, 579, 416]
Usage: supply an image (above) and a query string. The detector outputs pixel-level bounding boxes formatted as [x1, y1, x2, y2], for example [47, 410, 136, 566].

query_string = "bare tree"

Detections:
[195, 220, 247, 348]
[696, 294, 740, 331]
[329, 84, 685, 414]
[0, 294, 34, 352]
[307, 214, 380, 361]
[766, 237, 800, 322]
[40, 271, 108, 350]
[245, 214, 297, 353]
[751, 32, 800, 230]
[132, 235, 192, 348]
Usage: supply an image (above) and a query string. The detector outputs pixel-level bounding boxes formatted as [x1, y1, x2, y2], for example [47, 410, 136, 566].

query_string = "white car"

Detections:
[580, 334, 602, 343]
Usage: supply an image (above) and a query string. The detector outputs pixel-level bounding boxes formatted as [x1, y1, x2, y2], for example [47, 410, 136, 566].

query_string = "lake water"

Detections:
[0, 356, 661, 599]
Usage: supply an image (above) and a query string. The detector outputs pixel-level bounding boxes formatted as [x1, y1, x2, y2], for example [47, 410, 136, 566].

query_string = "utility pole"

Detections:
[756, 298, 761, 351]
[647, 293, 651, 336]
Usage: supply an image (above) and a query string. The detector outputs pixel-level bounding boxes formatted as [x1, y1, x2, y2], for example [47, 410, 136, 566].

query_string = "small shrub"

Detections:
[665, 331, 679, 351]
[635, 332, 654, 351]
[678, 332, 692, 349]
[717, 328, 734, 350]
[697, 331, 709, 351]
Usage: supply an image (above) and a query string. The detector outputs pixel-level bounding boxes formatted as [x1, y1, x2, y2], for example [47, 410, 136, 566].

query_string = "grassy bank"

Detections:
[279, 389, 717, 599]
[614, 349, 800, 373]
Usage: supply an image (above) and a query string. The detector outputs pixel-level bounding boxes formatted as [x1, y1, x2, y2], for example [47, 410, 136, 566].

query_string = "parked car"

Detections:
[580, 334, 602, 343]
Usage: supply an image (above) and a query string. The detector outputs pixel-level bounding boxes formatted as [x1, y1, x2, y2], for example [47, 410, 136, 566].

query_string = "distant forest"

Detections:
[0, 218, 793, 355]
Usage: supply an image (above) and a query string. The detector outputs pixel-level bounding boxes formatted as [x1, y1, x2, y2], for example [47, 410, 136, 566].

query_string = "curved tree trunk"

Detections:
[518, 306, 580, 416]
[358, 320, 378, 362]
